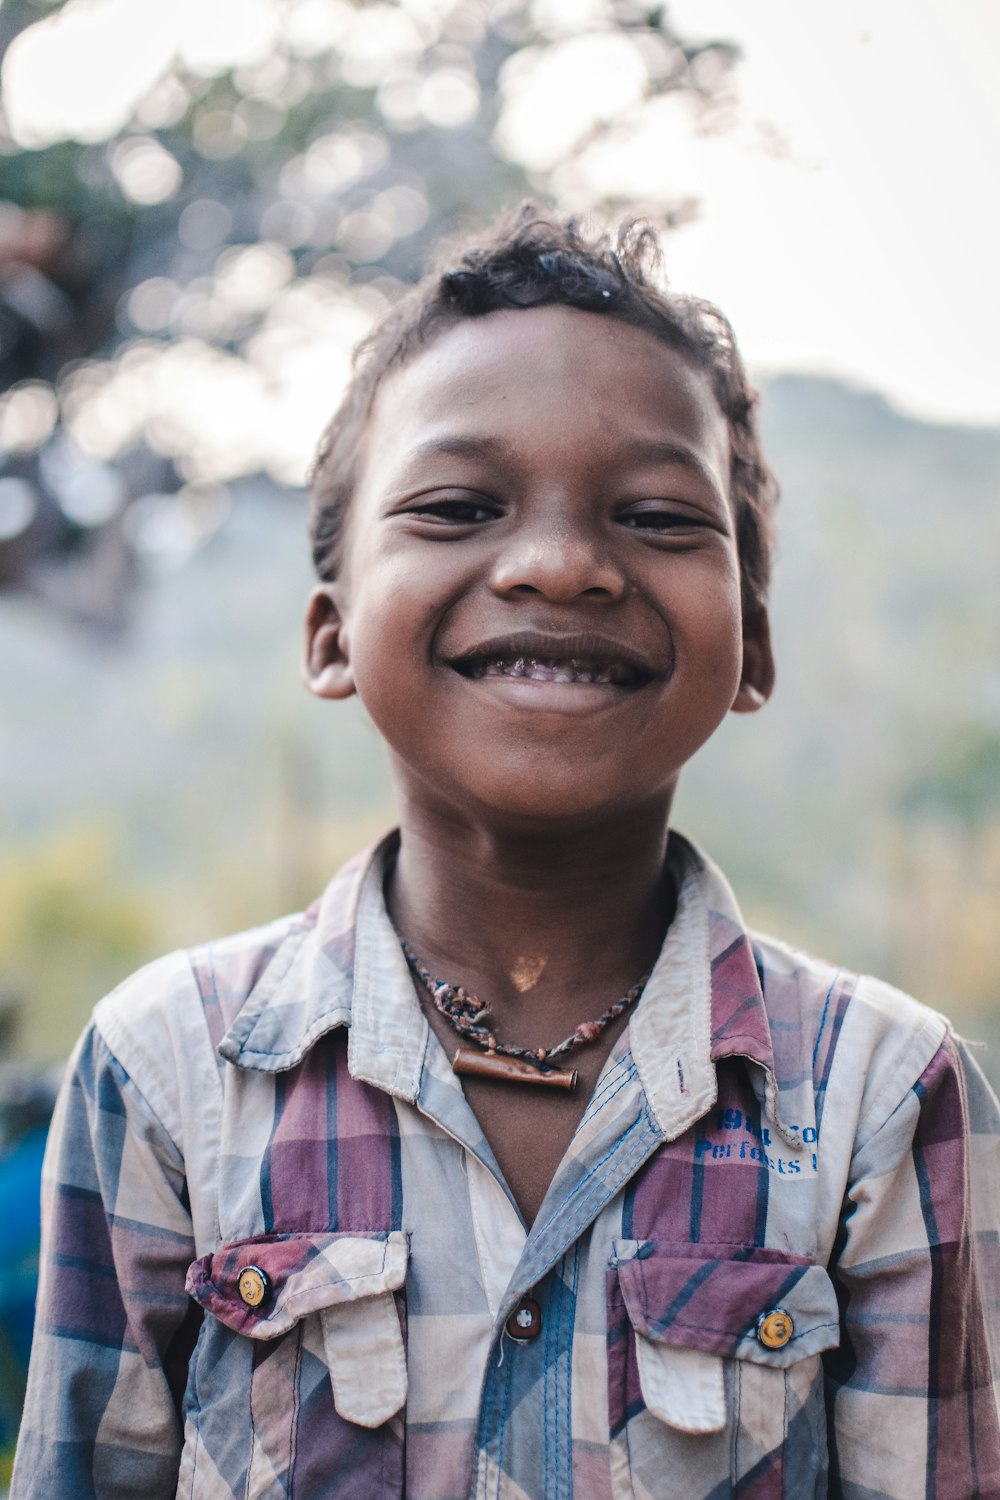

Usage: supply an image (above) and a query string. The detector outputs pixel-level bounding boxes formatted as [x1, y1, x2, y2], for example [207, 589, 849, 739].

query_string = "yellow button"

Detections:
[237, 1265, 270, 1308]
[757, 1309, 793, 1349]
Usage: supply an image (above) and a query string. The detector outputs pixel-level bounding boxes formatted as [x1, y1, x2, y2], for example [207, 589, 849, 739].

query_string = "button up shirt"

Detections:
[12, 832, 1000, 1499]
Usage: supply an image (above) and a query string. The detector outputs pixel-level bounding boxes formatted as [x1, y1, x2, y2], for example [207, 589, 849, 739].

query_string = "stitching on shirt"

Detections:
[380, 1410, 387, 1496]
[543, 1286, 551, 1500]
[811, 970, 842, 1070]
[247, 1326, 301, 1489]
[730, 1358, 740, 1480]
[289, 1322, 302, 1488]
[715, 1029, 776, 1051]
[535, 1107, 657, 1247]
[182, 1415, 199, 1500]
[467, 1162, 505, 1325]
[586, 1052, 637, 1115]
[97, 1041, 187, 1174]
[235, 1007, 351, 1063]
[244, 1357, 257, 1500]
[782, 1357, 788, 1482]
[198, 1234, 403, 1324]
[378, 1374, 392, 1498]
[554, 1248, 579, 1500]
[584, 1059, 639, 1123]
[544, 1262, 565, 1500]
[638, 1314, 840, 1347]
[209, 1228, 393, 1250]
[233, 926, 314, 1044]
[205, 944, 220, 1013]
[199, 1259, 398, 1306]
[859, 1023, 948, 1150]
[493, 1335, 515, 1500]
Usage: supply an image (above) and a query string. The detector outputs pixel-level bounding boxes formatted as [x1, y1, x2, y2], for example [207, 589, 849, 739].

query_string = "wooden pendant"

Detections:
[451, 1047, 578, 1092]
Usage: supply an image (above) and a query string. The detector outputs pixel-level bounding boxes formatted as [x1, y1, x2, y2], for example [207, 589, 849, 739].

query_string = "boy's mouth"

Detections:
[462, 656, 641, 685]
[447, 633, 655, 689]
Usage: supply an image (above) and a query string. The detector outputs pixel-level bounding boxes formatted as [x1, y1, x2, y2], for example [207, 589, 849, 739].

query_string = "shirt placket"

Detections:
[471, 1057, 669, 1500]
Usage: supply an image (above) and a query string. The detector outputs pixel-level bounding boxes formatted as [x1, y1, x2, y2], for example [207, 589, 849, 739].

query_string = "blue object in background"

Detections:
[0, 1056, 56, 1452]
[0, 1099, 50, 1452]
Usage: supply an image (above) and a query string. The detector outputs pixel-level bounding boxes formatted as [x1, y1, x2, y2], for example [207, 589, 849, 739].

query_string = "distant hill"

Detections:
[3, 372, 999, 1078]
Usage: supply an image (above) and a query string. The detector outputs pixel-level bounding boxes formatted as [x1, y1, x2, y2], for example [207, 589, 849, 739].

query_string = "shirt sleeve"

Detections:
[10, 1024, 201, 1500]
[824, 1030, 1000, 1500]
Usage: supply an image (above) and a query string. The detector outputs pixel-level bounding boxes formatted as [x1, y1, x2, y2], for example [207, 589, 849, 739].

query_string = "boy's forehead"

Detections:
[356, 305, 730, 494]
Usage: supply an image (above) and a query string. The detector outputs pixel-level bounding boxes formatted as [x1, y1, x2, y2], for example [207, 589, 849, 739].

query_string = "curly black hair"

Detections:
[309, 204, 778, 608]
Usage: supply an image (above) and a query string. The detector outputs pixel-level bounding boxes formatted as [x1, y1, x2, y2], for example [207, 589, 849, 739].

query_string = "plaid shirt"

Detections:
[12, 832, 1000, 1499]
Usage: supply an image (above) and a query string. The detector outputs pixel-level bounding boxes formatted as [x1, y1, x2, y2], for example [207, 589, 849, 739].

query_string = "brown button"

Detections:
[237, 1265, 271, 1308]
[756, 1308, 793, 1349]
[505, 1297, 542, 1342]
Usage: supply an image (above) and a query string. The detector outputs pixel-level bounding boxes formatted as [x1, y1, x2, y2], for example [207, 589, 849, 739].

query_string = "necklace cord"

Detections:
[401, 941, 649, 1074]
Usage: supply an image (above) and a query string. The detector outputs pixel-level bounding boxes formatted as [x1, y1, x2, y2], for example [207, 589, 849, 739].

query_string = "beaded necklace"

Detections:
[402, 940, 649, 1092]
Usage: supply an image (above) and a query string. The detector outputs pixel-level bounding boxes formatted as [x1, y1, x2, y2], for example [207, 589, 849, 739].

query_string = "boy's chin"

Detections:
[406, 768, 677, 839]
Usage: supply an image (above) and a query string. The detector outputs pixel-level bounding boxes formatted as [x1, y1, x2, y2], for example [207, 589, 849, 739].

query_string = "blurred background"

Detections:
[1, 0, 998, 1471]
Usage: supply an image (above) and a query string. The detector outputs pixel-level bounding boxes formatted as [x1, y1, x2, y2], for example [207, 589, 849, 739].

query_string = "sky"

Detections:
[644, 0, 1000, 425]
[497, 0, 1000, 425]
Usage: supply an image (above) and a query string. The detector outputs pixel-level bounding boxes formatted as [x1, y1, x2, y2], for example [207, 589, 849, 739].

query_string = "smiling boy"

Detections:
[12, 209, 1000, 1500]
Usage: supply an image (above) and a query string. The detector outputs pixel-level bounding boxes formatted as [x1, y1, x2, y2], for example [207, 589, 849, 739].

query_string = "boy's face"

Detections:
[305, 304, 773, 831]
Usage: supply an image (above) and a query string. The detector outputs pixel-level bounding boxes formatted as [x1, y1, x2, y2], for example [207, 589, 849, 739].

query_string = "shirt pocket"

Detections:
[607, 1242, 840, 1500]
[181, 1230, 409, 1500]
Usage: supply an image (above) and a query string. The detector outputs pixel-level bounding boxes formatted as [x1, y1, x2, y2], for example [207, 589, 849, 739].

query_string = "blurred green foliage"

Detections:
[899, 726, 1000, 831]
[0, 825, 154, 1058]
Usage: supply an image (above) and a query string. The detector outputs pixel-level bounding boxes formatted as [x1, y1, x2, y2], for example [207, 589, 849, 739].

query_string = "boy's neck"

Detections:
[386, 802, 676, 1028]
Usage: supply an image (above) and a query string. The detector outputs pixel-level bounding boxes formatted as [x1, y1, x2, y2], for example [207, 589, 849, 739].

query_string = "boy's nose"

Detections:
[489, 524, 626, 604]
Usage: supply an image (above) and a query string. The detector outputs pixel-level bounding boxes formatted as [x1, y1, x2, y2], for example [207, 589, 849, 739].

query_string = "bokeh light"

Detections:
[0, 477, 38, 541]
[0, 384, 58, 456]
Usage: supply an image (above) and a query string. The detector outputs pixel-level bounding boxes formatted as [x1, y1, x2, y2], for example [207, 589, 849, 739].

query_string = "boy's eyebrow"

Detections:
[616, 437, 725, 492]
[401, 434, 724, 490]
[402, 435, 513, 464]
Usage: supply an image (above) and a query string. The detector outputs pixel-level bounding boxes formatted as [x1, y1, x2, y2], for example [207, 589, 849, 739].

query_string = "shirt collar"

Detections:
[218, 829, 798, 1146]
[218, 830, 429, 1096]
[631, 834, 800, 1149]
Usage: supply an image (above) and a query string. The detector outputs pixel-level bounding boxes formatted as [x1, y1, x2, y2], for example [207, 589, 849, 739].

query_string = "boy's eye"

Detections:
[617, 503, 712, 533]
[406, 494, 500, 525]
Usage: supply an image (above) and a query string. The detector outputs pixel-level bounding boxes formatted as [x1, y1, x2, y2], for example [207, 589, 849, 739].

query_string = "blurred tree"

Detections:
[0, 0, 739, 625]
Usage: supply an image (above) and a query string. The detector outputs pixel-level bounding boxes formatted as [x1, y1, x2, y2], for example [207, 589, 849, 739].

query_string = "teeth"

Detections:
[474, 655, 636, 685]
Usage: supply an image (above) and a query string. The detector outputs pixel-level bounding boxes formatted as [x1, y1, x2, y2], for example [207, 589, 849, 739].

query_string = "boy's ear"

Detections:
[731, 606, 775, 714]
[303, 586, 355, 701]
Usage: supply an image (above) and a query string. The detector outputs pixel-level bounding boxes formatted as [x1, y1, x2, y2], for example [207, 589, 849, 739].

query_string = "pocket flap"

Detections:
[635, 1341, 727, 1434]
[616, 1243, 839, 1367]
[186, 1230, 408, 1340]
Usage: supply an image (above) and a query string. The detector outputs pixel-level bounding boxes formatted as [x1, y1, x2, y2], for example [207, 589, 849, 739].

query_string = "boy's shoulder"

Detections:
[682, 835, 953, 1123]
[89, 906, 319, 1149]
[91, 843, 371, 1093]
[747, 924, 953, 1142]
[679, 835, 948, 1072]
[750, 924, 948, 1040]
[95, 906, 314, 1039]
